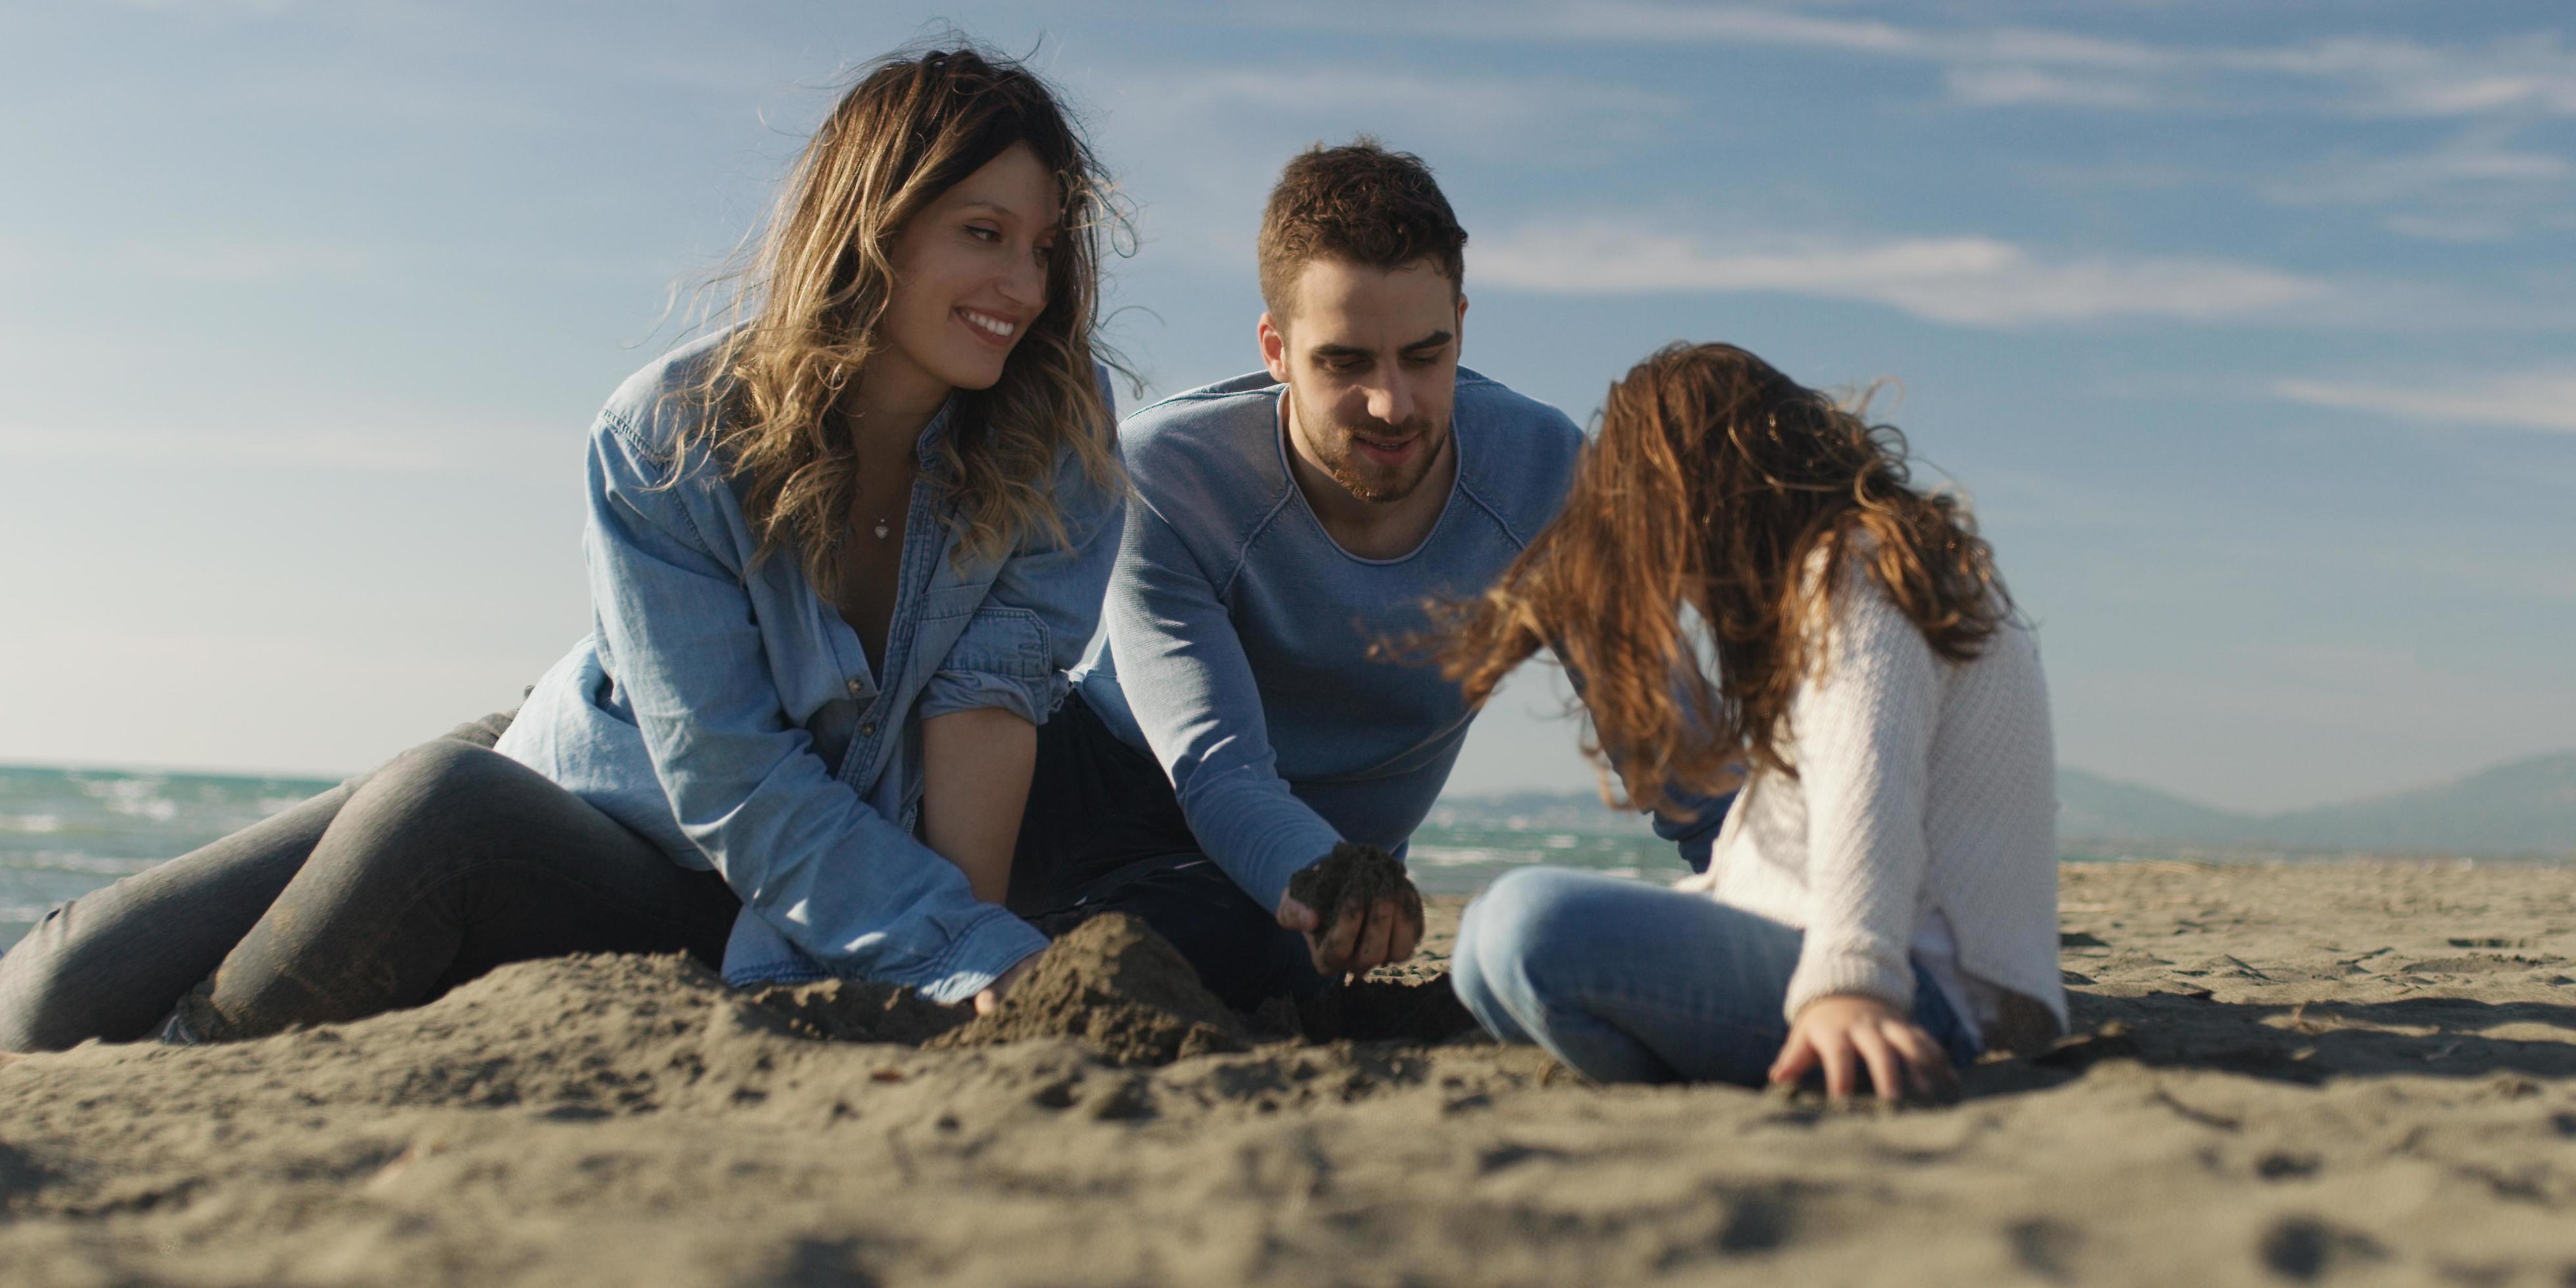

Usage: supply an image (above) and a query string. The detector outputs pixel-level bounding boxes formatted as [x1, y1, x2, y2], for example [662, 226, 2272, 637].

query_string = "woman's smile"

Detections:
[956, 306, 1024, 348]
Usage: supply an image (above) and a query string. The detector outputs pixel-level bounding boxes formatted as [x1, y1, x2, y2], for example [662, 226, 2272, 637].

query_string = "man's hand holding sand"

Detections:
[1276, 844, 1426, 976]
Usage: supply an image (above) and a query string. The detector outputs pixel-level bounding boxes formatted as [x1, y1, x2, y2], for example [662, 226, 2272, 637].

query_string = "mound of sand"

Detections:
[2, 862, 2573, 1285]
[932, 913, 1249, 1065]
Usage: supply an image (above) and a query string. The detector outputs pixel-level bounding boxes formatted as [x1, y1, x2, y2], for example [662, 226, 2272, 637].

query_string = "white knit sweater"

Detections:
[1684, 565, 2067, 1049]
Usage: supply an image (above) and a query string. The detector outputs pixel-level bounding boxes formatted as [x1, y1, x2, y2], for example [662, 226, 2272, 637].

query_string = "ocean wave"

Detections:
[1407, 846, 1542, 869]
[71, 776, 183, 821]
[0, 852, 157, 876]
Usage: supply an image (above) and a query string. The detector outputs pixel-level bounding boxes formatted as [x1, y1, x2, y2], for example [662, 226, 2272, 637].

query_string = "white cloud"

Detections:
[2265, 130, 2571, 205]
[1315, 4, 2576, 120]
[1532, 3, 1932, 57]
[1473, 219, 2330, 326]
[2272, 371, 2576, 434]
[1090, 63, 1693, 275]
[0, 426, 448, 472]
[1944, 66, 2166, 110]
[1159, 64, 1680, 118]
[2380, 212, 2529, 243]
[1, 237, 374, 285]
[113, 239, 371, 284]
[2224, 33, 2576, 118]
[100, 0, 302, 12]
[0, 405, 576, 474]
[1119, 65, 1687, 160]
[2258, 126, 2576, 241]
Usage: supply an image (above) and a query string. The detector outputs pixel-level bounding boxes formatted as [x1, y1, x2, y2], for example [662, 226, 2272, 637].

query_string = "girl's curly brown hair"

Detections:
[1431, 342, 2014, 813]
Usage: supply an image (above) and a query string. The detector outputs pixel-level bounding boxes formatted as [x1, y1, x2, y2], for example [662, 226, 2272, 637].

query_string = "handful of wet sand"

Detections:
[1285, 842, 1423, 942]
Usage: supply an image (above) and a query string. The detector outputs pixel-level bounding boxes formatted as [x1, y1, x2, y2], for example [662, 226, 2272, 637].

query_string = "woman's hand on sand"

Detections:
[1770, 994, 1957, 1103]
[972, 952, 1042, 1016]
[1275, 889, 1423, 977]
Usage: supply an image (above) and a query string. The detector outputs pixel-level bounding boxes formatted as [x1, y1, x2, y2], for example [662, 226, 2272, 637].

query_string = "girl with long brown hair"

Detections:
[0, 43, 1122, 1049]
[1437, 343, 2063, 1098]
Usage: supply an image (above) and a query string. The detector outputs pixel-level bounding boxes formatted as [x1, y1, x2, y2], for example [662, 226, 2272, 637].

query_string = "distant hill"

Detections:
[1437, 752, 2576, 859]
[2055, 769, 2263, 850]
[2063, 752, 2576, 859]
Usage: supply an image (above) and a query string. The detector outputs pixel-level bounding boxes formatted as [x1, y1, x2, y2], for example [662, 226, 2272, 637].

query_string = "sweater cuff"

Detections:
[1783, 943, 1915, 1024]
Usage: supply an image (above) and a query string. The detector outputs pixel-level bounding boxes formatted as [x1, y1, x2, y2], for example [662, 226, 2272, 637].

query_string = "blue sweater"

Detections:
[1075, 368, 1654, 909]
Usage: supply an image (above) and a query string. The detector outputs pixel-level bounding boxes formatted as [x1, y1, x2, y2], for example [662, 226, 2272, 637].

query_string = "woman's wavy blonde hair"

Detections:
[1429, 343, 2014, 813]
[681, 43, 1125, 581]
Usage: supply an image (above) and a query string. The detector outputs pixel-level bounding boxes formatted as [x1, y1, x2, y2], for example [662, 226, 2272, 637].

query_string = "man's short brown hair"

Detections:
[1256, 137, 1467, 319]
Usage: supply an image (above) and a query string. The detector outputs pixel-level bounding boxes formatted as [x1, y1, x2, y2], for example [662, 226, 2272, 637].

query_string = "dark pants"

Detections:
[0, 696, 1311, 1052]
[1009, 693, 1325, 1011]
[0, 716, 737, 1051]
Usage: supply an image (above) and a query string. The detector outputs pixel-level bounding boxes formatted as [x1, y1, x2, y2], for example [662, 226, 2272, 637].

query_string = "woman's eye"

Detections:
[966, 224, 1001, 242]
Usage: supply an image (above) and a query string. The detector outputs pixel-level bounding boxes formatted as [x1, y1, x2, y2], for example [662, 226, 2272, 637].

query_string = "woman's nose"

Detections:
[1000, 249, 1046, 309]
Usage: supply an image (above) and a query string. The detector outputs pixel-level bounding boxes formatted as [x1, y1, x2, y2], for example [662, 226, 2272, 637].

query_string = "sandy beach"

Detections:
[4, 860, 2574, 1286]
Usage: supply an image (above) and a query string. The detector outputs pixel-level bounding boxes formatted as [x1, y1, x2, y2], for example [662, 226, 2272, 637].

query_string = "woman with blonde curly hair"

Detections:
[1435, 343, 2064, 1099]
[0, 44, 1124, 1048]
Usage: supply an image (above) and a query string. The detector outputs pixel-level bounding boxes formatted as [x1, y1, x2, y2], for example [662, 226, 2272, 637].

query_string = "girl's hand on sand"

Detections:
[1275, 891, 1422, 977]
[972, 952, 1041, 1016]
[1770, 994, 1957, 1103]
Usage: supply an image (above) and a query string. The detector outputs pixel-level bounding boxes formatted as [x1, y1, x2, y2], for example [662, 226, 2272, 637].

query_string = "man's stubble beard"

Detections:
[1314, 413, 1450, 505]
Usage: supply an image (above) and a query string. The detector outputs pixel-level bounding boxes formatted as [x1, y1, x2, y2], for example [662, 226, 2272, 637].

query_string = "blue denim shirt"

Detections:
[496, 333, 1121, 1002]
[1072, 369, 1725, 913]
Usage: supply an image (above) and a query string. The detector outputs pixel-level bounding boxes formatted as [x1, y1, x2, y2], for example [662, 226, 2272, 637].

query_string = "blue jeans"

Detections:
[1450, 867, 1978, 1086]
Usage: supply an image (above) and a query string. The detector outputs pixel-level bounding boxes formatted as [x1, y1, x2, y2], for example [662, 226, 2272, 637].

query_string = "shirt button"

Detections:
[861, 721, 880, 737]
[847, 679, 863, 694]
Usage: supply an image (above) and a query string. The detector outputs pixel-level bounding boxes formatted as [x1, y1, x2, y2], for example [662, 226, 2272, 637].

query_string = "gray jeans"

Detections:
[0, 714, 738, 1051]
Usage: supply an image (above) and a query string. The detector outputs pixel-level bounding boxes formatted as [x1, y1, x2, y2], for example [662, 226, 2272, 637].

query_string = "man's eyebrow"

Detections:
[1310, 331, 1455, 360]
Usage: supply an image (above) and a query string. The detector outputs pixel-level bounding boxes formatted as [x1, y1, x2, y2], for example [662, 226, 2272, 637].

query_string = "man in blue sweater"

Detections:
[1002, 141, 1722, 1009]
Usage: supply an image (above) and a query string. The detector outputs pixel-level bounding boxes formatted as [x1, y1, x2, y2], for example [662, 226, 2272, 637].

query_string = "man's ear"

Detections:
[1258, 312, 1292, 383]
[1456, 292, 1469, 333]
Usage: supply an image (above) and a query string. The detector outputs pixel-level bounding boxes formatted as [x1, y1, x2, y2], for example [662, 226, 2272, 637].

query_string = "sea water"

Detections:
[0, 764, 342, 950]
[0, 764, 1686, 952]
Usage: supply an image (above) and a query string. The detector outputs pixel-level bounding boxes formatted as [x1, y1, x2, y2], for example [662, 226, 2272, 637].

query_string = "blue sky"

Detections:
[3, 1, 2570, 813]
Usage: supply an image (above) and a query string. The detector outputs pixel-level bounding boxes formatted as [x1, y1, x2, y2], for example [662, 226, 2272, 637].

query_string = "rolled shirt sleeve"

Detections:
[584, 412, 1046, 1002]
[917, 438, 1126, 725]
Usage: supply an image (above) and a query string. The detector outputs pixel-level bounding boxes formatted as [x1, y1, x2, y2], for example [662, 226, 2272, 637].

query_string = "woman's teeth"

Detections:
[959, 309, 1017, 340]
